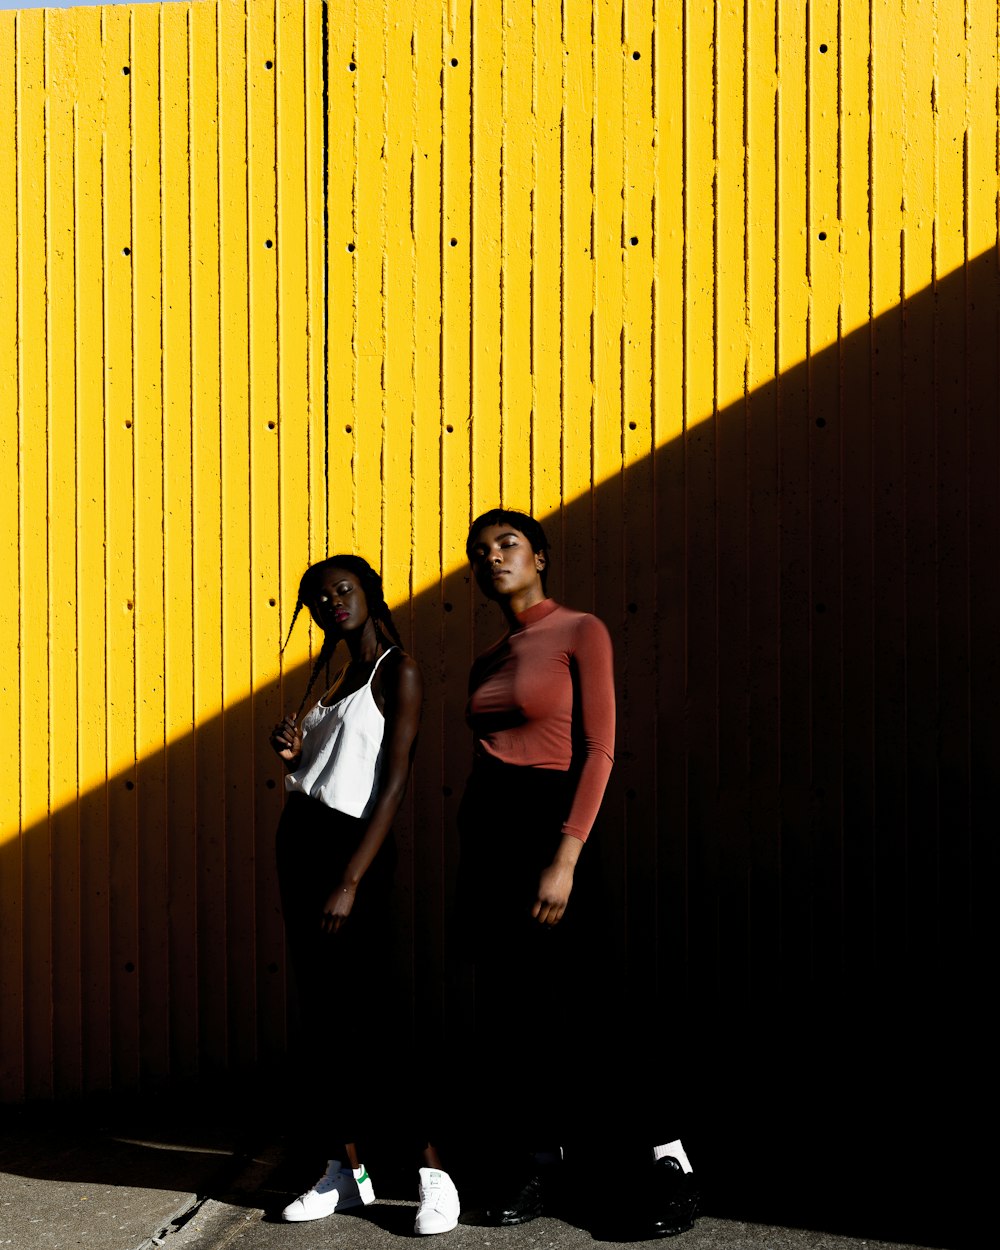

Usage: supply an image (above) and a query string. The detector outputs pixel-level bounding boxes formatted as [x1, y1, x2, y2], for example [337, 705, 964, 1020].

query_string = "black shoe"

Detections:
[593, 1156, 699, 1241]
[484, 1170, 545, 1226]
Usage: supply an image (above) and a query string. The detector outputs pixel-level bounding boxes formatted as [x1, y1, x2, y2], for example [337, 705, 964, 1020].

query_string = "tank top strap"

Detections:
[366, 644, 398, 686]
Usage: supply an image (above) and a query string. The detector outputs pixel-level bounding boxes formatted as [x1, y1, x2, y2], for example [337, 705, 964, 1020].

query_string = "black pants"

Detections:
[456, 761, 601, 1153]
[276, 791, 397, 1150]
[456, 760, 682, 1159]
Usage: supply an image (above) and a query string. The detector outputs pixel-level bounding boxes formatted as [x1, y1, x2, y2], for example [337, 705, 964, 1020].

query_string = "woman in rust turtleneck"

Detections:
[457, 508, 698, 1240]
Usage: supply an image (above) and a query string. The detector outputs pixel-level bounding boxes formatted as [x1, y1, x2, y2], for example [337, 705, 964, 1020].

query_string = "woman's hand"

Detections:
[270, 713, 302, 765]
[321, 881, 357, 934]
[532, 861, 576, 926]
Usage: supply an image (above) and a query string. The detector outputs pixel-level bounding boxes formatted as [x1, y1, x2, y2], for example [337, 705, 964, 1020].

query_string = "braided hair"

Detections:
[281, 555, 404, 715]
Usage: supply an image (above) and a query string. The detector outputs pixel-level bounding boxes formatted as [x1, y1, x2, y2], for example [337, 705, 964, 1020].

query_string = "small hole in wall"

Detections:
[265, 239, 274, 249]
[122, 247, 131, 256]
[628, 421, 637, 430]
[266, 779, 276, 789]
[267, 421, 276, 430]
[125, 780, 134, 791]
[124, 961, 135, 972]
[445, 424, 454, 433]
[349, 62, 356, 72]
[632, 51, 641, 60]
[450, 238, 458, 247]
[345, 425, 353, 434]
[265, 60, 273, 70]
[444, 602, 453, 612]
[629, 236, 639, 246]
[819, 44, 829, 53]
[347, 242, 355, 253]
[122, 66, 130, 76]
[124, 420, 132, 429]
[451, 57, 459, 67]
[268, 598, 276, 606]
[816, 417, 827, 428]
[818, 231, 827, 240]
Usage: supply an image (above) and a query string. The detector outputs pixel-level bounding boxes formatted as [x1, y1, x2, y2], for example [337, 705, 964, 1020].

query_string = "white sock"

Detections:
[653, 1139, 693, 1173]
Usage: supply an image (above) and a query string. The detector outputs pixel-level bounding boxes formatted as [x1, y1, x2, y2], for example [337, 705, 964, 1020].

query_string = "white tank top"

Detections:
[285, 647, 397, 818]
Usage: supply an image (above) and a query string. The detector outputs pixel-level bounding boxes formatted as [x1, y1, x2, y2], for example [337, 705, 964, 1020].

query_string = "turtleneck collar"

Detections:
[511, 597, 559, 631]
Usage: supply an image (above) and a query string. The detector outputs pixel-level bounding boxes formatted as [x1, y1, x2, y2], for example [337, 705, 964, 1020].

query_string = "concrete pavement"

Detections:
[0, 1087, 971, 1250]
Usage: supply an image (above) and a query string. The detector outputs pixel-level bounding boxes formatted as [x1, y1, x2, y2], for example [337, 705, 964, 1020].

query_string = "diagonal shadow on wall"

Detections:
[2, 246, 997, 1244]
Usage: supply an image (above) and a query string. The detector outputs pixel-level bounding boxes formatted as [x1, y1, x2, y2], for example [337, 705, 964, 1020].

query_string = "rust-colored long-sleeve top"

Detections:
[466, 598, 615, 841]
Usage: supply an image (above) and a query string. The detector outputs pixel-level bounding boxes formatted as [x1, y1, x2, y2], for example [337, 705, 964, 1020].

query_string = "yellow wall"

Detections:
[1, 0, 997, 1104]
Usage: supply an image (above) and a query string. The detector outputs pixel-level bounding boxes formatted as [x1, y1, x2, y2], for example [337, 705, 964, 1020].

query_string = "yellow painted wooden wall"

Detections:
[1, 0, 998, 1125]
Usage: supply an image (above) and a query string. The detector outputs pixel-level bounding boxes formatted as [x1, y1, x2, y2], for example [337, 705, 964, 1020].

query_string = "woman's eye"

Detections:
[318, 594, 329, 604]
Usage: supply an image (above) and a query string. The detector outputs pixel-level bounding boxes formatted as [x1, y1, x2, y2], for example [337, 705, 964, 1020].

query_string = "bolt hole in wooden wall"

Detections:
[0, 1, 996, 1240]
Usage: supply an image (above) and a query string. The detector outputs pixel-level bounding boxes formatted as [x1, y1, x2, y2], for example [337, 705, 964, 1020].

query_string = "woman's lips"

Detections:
[333, 610, 349, 622]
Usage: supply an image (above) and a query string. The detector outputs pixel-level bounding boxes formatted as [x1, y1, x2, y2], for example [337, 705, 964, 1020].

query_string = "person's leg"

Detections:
[276, 796, 389, 1222]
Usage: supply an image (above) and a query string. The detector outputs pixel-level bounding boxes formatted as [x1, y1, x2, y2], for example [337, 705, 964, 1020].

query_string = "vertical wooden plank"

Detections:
[131, 0, 169, 1082]
[808, 0, 846, 991]
[190, 0, 227, 1075]
[161, 1, 197, 1079]
[775, 0, 812, 991]
[381, 1, 417, 601]
[469, 0, 503, 519]
[713, 0, 751, 1006]
[218, 0, 254, 1072]
[900, 0, 941, 977]
[301, 0, 327, 571]
[652, 0, 689, 1004]
[248, 0, 280, 1073]
[529, 0, 562, 521]
[102, 0, 139, 1091]
[440, 2, 476, 1028]
[683, 0, 721, 998]
[869, 0, 908, 980]
[558, 0, 595, 604]
[964, 0, 1000, 975]
[17, 7, 54, 1100]
[353, 0, 385, 553]
[410, 0, 446, 1039]
[839, 0, 876, 984]
[45, 12, 84, 1098]
[0, 7, 24, 1102]
[73, 4, 112, 1095]
[326, 0, 356, 549]
[591, 0, 625, 625]
[744, 0, 782, 1009]
[499, 0, 533, 507]
[620, 0, 657, 995]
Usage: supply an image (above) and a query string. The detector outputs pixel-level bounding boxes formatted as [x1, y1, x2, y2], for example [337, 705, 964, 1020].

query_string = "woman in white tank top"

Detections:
[269, 555, 459, 1235]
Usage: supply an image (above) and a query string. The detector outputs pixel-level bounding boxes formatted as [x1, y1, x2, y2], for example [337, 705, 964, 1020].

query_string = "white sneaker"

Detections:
[281, 1159, 376, 1222]
[414, 1167, 460, 1234]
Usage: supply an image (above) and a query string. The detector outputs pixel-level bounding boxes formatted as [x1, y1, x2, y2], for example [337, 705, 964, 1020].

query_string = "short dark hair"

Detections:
[466, 508, 550, 592]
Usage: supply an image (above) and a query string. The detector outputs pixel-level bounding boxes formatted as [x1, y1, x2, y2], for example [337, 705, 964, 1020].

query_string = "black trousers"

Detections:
[276, 791, 397, 1150]
[456, 760, 601, 1153]
[456, 760, 681, 1159]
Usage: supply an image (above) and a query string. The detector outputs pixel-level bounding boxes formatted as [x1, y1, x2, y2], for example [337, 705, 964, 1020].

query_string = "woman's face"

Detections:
[468, 523, 546, 600]
[307, 567, 370, 634]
